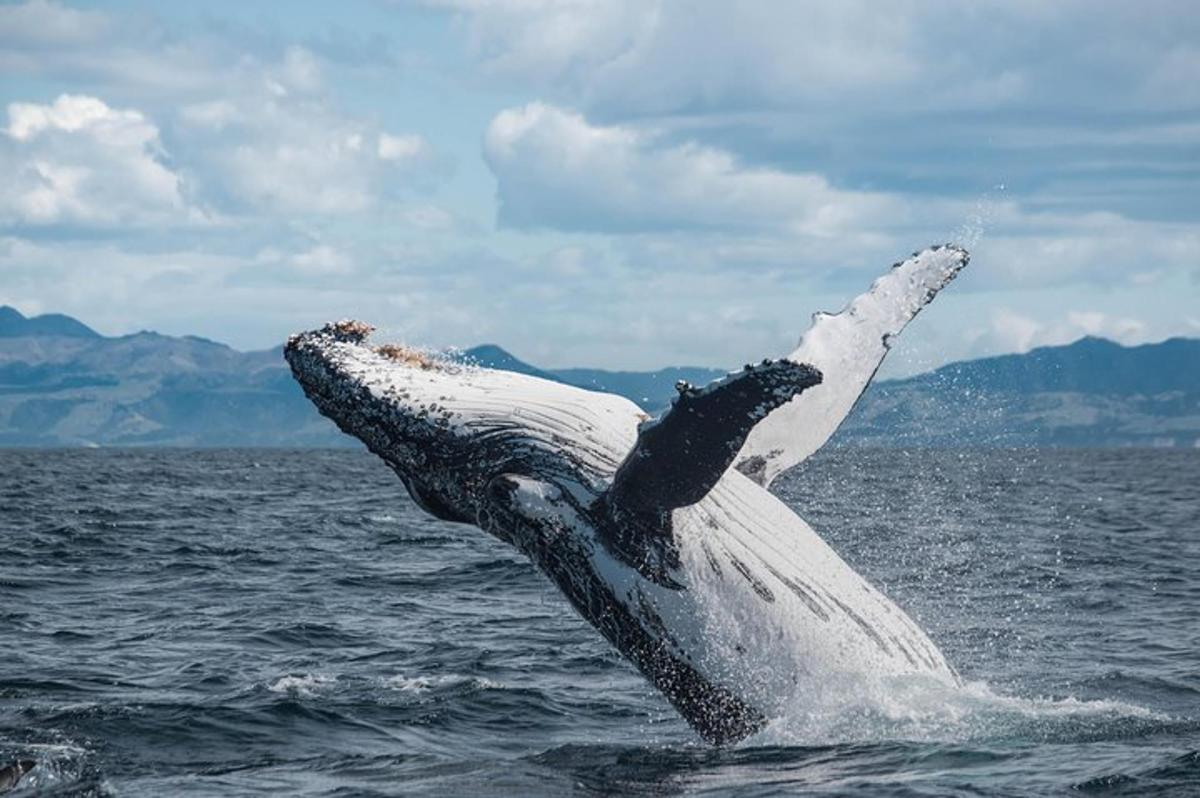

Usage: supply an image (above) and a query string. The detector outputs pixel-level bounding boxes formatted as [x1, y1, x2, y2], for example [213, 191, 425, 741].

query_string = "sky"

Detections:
[0, 0, 1197, 373]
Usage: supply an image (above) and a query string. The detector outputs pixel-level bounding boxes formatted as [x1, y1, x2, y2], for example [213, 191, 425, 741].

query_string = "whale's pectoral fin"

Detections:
[733, 244, 969, 488]
[606, 359, 823, 518]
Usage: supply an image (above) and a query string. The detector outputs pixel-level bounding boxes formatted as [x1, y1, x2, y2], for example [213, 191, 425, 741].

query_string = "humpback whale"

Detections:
[286, 244, 968, 745]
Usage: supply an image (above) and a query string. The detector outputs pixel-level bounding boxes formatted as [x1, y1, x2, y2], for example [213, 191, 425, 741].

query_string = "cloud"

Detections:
[974, 307, 1153, 355]
[0, 0, 109, 48]
[481, 102, 1200, 300]
[290, 244, 350, 274]
[0, 94, 204, 229]
[442, 0, 1200, 242]
[178, 100, 238, 131]
[1141, 44, 1200, 108]
[0, 232, 571, 359]
[985, 308, 1047, 354]
[0, 1, 396, 93]
[969, 213, 1200, 289]
[378, 132, 432, 162]
[2, 4, 441, 221]
[0, 0, 1193, 373]
[436, 1, 1200, 117]
[484, 102, 898, 235]
[6, 93, 127, 140]
[160, 46, 441, 217]
[433, 0, 919, 114]
[397, 203, 457, 230]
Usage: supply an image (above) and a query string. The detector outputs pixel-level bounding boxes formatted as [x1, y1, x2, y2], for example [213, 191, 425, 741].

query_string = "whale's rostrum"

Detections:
[285, 244, 969, 745]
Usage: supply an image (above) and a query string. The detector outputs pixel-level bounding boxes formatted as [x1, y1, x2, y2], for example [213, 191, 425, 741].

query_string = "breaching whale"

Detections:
[286, 244, 968, 745]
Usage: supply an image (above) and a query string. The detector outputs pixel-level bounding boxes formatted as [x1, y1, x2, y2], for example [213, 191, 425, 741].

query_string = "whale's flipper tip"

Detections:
[733, 243, 970, 488]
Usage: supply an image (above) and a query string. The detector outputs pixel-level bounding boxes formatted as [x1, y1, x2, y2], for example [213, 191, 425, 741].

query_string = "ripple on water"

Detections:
[0, 448, 1197, 796]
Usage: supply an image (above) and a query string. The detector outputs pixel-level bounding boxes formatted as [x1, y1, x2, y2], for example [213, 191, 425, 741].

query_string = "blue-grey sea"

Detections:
[1, 448, 1197, 796]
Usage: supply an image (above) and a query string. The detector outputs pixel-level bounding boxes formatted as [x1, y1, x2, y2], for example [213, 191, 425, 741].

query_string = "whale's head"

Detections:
[284, 320, 642, 533]
[285, 320, 493, 523]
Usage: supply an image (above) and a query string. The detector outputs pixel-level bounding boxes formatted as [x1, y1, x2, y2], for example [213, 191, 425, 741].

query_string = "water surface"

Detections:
[1, 448, 1197, 795]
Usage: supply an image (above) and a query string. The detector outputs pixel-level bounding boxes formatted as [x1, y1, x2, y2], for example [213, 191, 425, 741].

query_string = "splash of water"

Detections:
[951, 183, 1007, 250]
[268, 673, 335, 697]
[752, 673, 1170, 748]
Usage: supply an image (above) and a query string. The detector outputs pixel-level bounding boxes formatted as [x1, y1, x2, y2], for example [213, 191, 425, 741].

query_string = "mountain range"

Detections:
[0, 305, 1197, 448]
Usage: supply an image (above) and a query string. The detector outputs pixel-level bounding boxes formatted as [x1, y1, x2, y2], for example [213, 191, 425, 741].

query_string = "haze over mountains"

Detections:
[1, 306, 1197, 448]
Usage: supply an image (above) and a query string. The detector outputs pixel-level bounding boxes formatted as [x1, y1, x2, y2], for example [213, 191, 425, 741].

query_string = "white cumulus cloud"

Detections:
[0, 0, 109, 49]
[0, 94, 203, 228]
[163, 48, 440, 217]
[483, 102, 898, 235]
[377, 132, 431, 162]
[976, 307, 1153, 355]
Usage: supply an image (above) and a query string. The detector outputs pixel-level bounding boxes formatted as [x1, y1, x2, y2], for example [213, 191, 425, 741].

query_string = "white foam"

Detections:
[267, 674, 334, 697]
[385, 674, 434, 692]
[752, 675, 1170, 747]
[383, 674, 502, 693]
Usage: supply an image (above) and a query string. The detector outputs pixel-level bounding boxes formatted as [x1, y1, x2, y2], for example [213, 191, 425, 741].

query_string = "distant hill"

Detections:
[458, 344, 561, 383]
[836, 337, 1200, 448]
[890, 336, 1200, 396]
[462, 336, 1200, 448]
[0, 306, 100, 339]
[550, 366, 727, 412]
[460, 344, 725, 413]
[0, 305, 1196, 448]
[0, 306, 333, 447]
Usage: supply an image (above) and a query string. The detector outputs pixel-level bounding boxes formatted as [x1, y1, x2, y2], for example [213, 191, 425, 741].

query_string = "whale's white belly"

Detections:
[585, 467, 958, 718]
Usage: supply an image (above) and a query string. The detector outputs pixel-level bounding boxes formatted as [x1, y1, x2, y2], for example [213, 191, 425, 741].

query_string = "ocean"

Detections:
[1, 448, 1197, 796]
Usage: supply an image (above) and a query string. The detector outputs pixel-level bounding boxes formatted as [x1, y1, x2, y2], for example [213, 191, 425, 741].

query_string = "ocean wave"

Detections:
[383, 674, 504, 693]
[267, 674, 336, 697]
[755, 675, 1179, 747]
[4, 448, 1198, 795]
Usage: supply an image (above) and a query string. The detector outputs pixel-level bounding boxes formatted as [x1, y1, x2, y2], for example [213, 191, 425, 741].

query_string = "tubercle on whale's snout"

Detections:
[286, 319, 374, 352]
[286, 321, 447, 374]
[283, 323, 432, 486]
[282, 321, 387, 426]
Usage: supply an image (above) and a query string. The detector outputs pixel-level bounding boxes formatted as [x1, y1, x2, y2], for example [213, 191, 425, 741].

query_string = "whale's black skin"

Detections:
[485, 474, 767, 743]
[285, 244, 970, 746]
